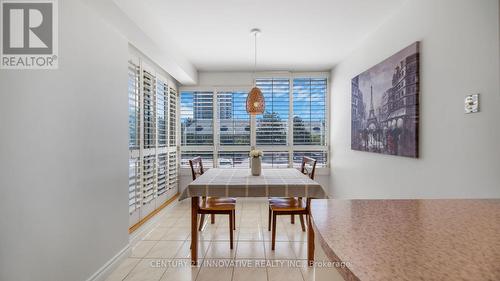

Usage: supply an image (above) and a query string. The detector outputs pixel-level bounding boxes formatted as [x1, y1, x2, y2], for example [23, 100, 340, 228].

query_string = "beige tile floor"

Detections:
[106, 198, 343, 281]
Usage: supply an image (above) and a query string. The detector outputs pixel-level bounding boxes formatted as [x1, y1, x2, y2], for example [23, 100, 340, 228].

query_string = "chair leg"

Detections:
[211, 214, 215, 224]
[291, 214, 295, 224]
[198, 214, 205, 231]
[271, 213, 277, 250]
[299, 214, 306, 232]
[229, 212, 234, 249]
[268, 206, 272, 231]
[232, 210, 236, 230]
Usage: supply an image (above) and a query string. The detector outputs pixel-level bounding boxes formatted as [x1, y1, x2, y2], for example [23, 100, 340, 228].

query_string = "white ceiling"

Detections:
[113, 0, 406, 72]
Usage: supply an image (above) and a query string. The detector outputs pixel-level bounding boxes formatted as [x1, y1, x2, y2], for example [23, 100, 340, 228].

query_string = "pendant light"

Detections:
[246, 28, 265, 115]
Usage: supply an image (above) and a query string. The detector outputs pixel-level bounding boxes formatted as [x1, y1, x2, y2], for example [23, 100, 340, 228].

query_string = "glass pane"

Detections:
[256, 78, 289, 145]
[180, 91, 214, 145]
[261, 151, 289, 168]
[293, 78, 327, 145]
[181, 151, 214, 168]
[218, 91, 250, 145]
[293, 151, 327, 168]
[218, 151, 250, 168]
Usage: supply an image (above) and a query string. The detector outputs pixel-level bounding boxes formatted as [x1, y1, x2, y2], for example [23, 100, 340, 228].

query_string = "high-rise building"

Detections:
[193, 92, 214, 119]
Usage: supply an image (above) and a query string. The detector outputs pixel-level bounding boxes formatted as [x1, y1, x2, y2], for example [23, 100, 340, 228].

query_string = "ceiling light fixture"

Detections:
[246, 28, 265, 115]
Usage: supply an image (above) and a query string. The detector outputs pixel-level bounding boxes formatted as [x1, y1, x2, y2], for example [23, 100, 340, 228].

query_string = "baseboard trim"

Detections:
[85, 243, 131, 281]
[128, 192, 180, 234]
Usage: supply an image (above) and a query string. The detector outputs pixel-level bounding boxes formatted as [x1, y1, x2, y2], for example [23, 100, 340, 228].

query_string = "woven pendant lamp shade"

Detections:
[246, 86, 265, 114]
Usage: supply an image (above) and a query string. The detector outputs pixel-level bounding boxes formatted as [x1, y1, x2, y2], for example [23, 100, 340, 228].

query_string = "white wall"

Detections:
[0, 1, 129, 281]
[82, 0, 198, 85]
[330, 0, 500, 199]
[196, 71, 254, 87]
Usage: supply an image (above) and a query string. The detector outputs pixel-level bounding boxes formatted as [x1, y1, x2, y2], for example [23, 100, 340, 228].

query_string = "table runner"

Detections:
[179, 168, 326, 200]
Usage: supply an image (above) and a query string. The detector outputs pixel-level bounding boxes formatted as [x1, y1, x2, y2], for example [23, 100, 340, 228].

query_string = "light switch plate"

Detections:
[464, 94, 479, 113]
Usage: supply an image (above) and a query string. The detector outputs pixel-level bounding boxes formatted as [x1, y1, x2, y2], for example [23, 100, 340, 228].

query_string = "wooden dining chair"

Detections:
[189, 156, 236, 249]
[268, 156, 317, 250]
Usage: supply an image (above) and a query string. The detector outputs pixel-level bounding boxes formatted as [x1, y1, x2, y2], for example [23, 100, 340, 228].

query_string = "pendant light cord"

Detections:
[253, 31, 257, 86]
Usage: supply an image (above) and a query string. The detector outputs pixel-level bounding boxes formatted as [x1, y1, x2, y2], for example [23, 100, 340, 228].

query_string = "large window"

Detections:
[180, 74, 328, 169]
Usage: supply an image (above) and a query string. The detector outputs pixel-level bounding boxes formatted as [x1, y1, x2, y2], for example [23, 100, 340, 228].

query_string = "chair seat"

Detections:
[199, 197, 236, 211]
[269, 197, 295, 204]
[210, 197, 236, 204]
[270, 198, 306, 212]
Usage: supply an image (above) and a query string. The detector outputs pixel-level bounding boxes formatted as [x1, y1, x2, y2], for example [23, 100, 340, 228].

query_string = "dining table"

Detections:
[179, 168, 327, 265]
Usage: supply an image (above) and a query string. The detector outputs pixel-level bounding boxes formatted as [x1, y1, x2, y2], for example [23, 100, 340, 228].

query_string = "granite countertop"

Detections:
[310, 199, 500, 281]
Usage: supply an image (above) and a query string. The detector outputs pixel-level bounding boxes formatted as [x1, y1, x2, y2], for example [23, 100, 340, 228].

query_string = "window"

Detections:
[293, 78, 327, 145]
[262, 151, 289, 168]
[217, 91, 250, 145]
[256, 78, 289, 146]
[181, 91, 213, 145]
[293, 151, 327, 168]
[179, 73, 328, 169]
[218, 151, 250, 168]
[181, 151, 214, 168]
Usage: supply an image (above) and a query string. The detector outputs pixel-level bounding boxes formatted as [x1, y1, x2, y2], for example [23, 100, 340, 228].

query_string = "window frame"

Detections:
[179, 72, 330, 174]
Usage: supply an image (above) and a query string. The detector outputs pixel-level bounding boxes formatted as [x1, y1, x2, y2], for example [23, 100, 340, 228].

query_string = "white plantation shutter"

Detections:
[256, 78, 289, 146]
[157, 153, 168, 195]
[142, 155, 156, 204]
[128, 61, 140, 150]
[168, 151, 177, 191]
[169, 87, 177, 147]
[143, 70, 156, 149]
[128, 55, 179, 228]
[157, 80, 168, 147]
[128, 157, 140, 214]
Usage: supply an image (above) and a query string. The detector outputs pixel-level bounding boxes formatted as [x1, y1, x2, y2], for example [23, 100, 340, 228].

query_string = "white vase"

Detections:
[251, 156, 261, 176]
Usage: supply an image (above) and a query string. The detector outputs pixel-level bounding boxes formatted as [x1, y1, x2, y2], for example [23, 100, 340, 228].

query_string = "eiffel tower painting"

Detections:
[351, 42, 420, 158]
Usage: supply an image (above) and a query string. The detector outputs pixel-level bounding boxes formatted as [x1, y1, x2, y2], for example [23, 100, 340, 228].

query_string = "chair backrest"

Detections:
[189, 156, 204, 180]
[301, 156, 317, 180]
